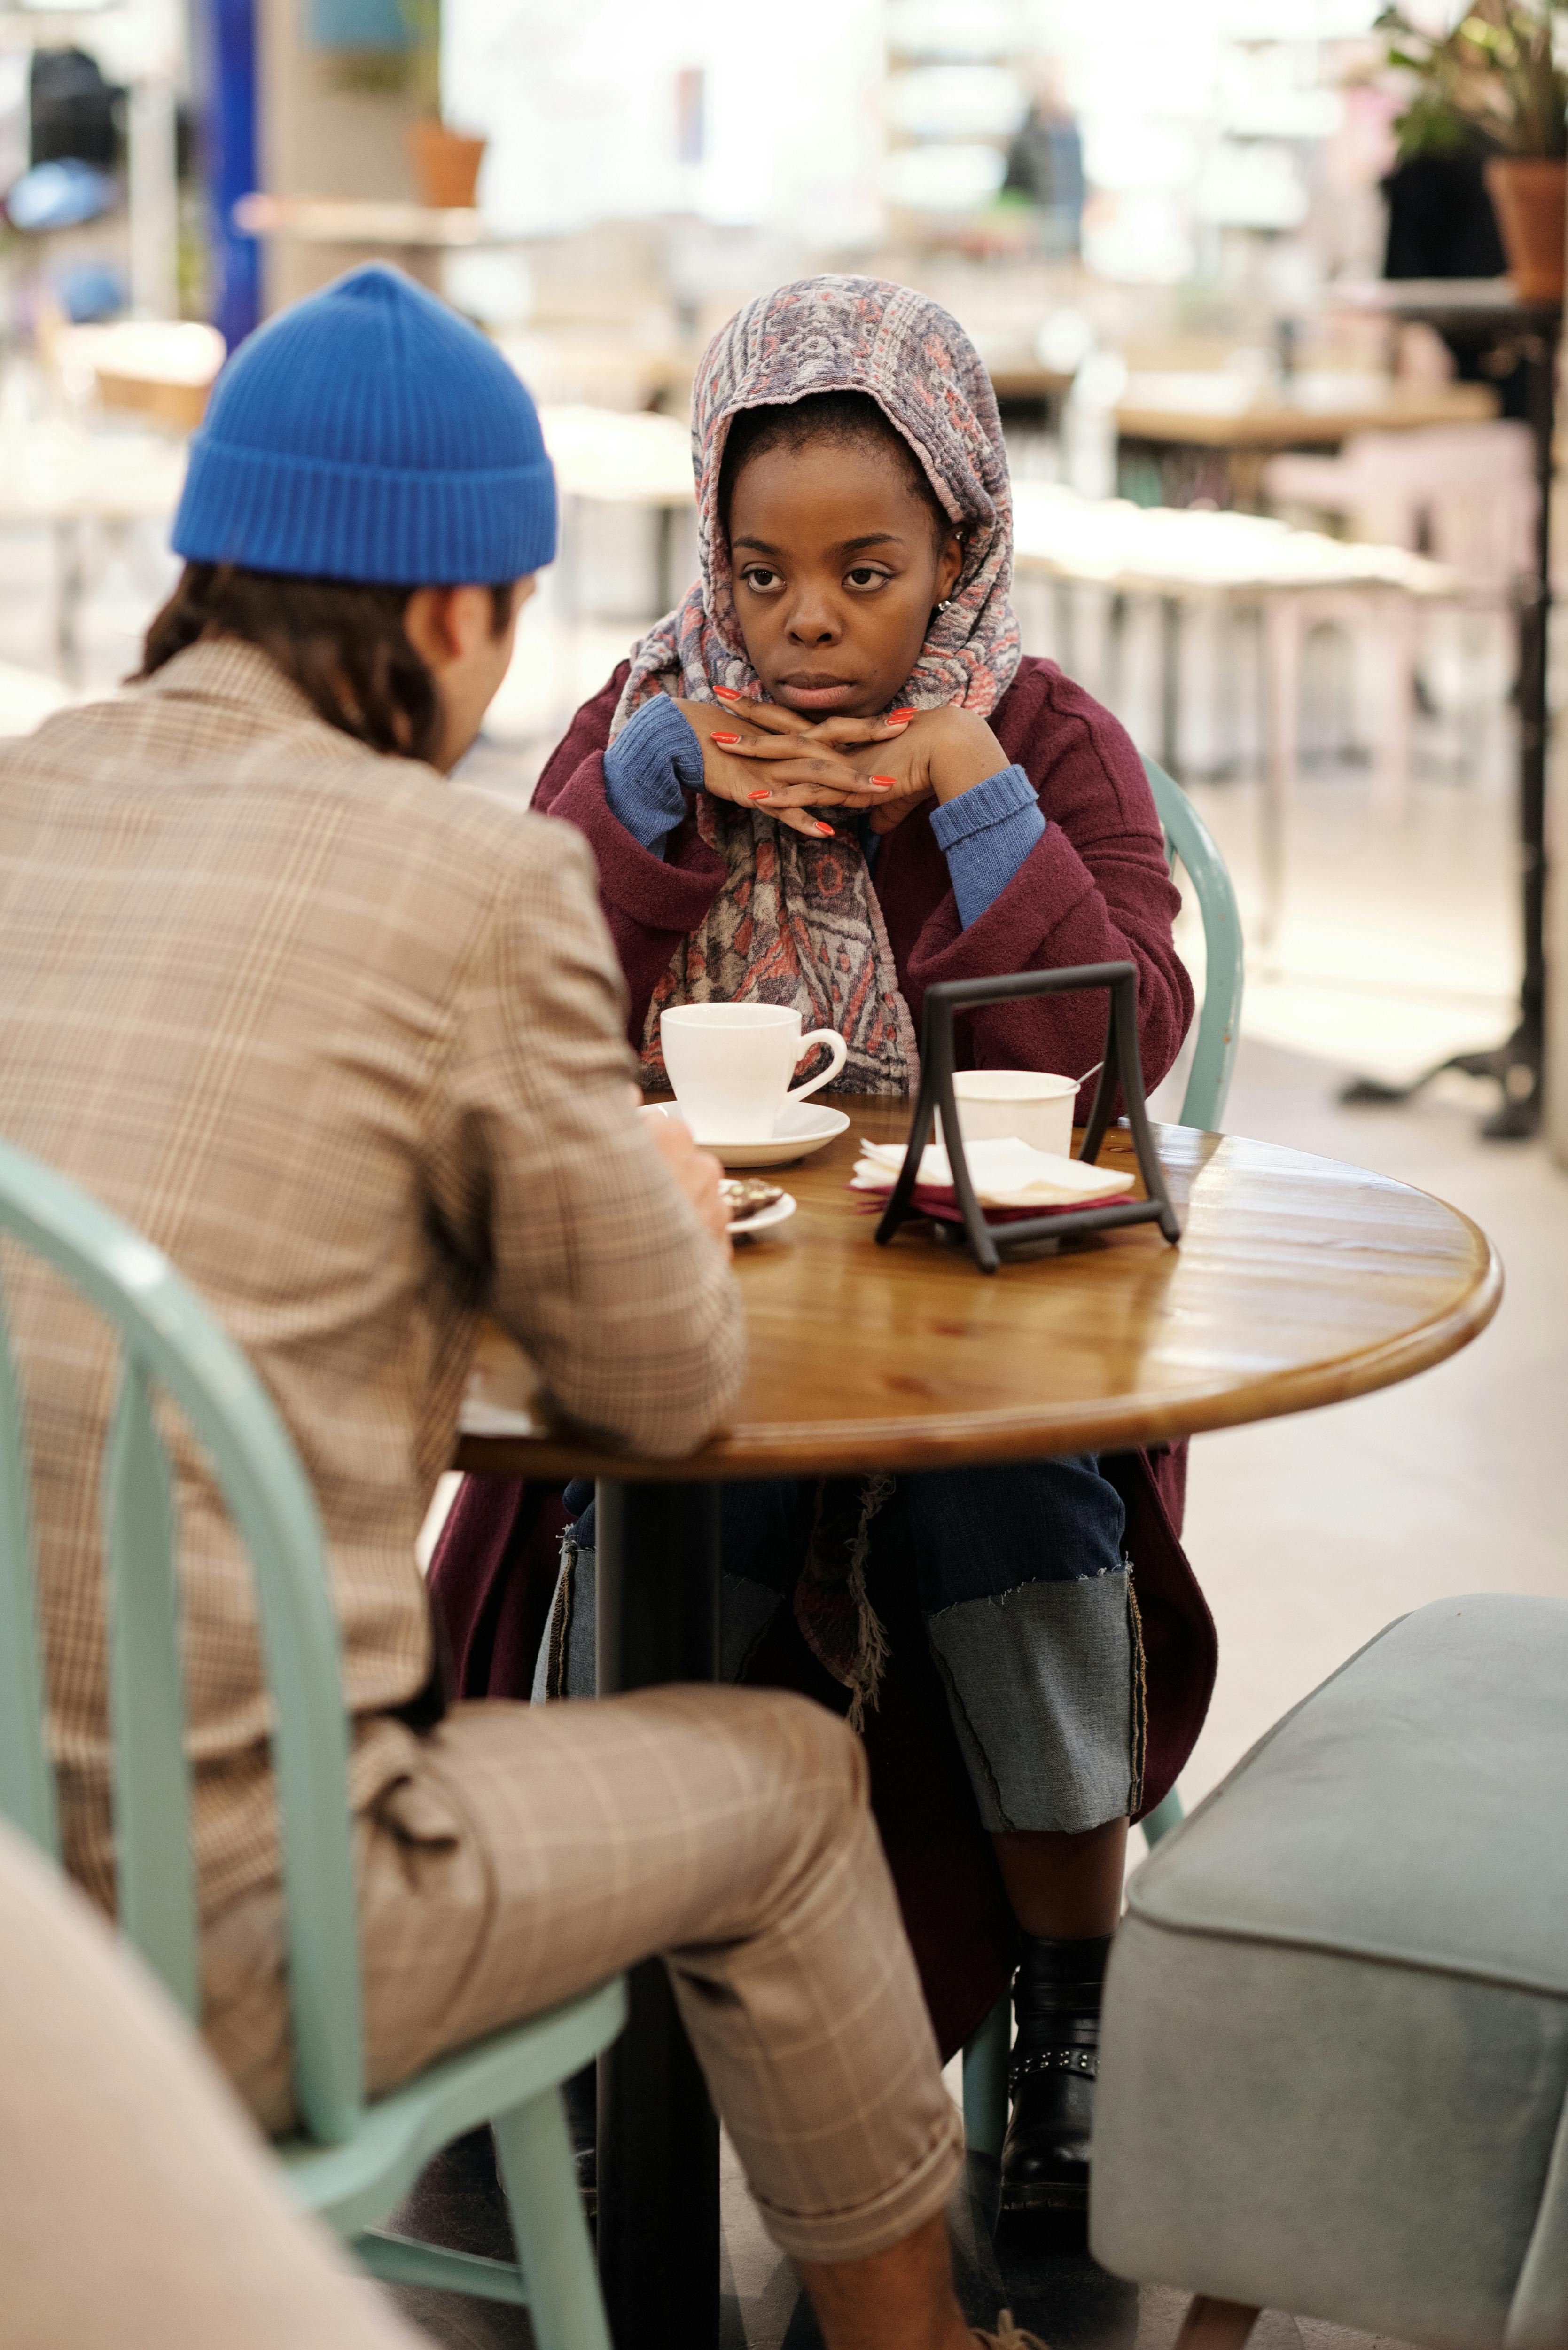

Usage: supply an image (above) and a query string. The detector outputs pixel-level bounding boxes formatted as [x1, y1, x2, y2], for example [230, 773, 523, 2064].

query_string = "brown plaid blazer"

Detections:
[0, 640, 744, 1919]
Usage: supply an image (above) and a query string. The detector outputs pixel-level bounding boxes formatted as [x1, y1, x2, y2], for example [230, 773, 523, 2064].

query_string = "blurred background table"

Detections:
[1116, 370, 1498, 509]
[456, 1098, 1500, 2350]
[0, 423, 187, 686]
[1010, 486, 1457, 940]
[234, 191, 521, 251]
[538, 404, 695, 619]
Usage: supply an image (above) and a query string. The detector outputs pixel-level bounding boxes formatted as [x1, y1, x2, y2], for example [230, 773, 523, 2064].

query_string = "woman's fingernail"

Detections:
[888, 707, 915, 721]
[748, 789, 772, 802]
[869, 776, 896, 787]
[710, 731, 742, 745]
[814, 821, 834, 837]
[714, 684, 741, 700]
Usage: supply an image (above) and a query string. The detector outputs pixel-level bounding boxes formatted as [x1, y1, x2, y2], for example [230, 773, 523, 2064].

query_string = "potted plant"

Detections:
[1378, 0, 1568, 301]
[326, 0, 486, 211]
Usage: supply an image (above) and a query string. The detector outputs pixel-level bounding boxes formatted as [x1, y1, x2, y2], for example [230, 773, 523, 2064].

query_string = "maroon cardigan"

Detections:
[430, 655, 1217, 2055]
[535, 653, 1194, 1102]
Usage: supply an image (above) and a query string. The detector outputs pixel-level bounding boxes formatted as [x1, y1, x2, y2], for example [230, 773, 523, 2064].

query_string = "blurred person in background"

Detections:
[0, 262, 1040, 2350]
[1003, 63, 1086, 260]
[431, 274, 1216, 2239]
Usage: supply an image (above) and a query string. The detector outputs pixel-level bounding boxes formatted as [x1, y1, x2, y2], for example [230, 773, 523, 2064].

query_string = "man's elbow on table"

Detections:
[558, 1257, 747, 1460]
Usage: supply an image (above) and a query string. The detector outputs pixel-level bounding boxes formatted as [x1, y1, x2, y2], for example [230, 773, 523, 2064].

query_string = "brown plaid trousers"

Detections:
[0, 641, 961, 2261]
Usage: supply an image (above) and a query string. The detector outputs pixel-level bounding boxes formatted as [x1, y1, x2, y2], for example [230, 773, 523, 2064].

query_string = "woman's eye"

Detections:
[741, 566, 780, 592]
[845, 566, 889, 590]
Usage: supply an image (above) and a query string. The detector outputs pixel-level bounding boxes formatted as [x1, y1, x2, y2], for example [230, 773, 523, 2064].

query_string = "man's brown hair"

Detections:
[138, 564, 515, 764]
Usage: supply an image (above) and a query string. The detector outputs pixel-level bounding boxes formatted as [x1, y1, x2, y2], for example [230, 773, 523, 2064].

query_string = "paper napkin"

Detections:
[851, 1136, 1134, 1210]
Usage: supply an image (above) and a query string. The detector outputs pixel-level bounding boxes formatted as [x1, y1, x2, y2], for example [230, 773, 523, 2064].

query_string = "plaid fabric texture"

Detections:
[0, 641, 745, 1919]
[205, 1687, 965, 2263]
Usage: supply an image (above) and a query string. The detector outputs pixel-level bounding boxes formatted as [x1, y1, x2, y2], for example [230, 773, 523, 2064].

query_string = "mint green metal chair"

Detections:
[1142, 756, 1243, 1137]
[0, 1138, 623, 2349]
[960, 756, 1245, 2159]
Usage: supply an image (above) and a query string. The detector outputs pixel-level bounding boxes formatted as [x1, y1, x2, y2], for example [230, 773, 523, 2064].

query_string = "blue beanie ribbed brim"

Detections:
[173, 264, 556, 584]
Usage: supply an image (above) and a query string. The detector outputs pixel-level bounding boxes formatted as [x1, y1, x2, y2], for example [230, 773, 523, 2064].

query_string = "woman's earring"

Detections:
[936, 596, 952, 612]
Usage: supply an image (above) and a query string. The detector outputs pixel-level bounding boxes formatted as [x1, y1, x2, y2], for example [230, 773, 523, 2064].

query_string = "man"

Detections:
[0, 265, 1035, 2350]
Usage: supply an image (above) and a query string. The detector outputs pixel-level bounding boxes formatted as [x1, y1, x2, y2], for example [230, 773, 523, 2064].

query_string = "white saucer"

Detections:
[695, 1103, 850, 1169]
[729, 1191, 797, 1238]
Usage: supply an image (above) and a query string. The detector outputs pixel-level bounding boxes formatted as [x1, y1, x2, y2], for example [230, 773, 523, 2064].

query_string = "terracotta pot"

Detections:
[1484, 157, 1567, 305]
[406, 121, 487, 210]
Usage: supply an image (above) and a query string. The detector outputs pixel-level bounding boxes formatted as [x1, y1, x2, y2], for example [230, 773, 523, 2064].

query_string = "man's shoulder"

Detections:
[0, 691, 598, 950]
[362, 768, 597, 905]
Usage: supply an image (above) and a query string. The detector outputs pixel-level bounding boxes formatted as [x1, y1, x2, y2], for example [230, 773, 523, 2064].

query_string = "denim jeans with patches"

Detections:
[537, 1458, 1140, 1835]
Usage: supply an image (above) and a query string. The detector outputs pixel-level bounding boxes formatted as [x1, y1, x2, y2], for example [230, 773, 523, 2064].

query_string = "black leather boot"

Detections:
[998, 1932, 1111, 2225]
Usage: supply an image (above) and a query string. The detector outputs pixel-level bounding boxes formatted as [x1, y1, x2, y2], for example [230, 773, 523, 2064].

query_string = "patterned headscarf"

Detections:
[614, 274, 1021, 729]
[617, 274, 1020, 1096]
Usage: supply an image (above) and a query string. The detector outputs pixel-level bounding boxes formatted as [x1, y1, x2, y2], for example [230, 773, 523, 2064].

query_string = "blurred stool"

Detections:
[1264, 421, 1536, 807]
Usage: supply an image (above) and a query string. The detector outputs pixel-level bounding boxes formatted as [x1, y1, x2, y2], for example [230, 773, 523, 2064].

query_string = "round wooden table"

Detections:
[456, 1098, 1501, 2350]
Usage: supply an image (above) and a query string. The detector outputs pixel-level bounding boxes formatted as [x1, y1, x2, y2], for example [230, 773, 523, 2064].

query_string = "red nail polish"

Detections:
[710, 732, 741, 745]
[714, 684, 741, 700]
[869, 776, 896, 787]
[814, 821, 834, 837]
[748, 789, 772, 802]
[888, 707, 915, 721]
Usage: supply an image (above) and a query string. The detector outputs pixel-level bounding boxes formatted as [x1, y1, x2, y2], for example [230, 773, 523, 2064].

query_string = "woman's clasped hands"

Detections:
[668, 690, 1011, 840]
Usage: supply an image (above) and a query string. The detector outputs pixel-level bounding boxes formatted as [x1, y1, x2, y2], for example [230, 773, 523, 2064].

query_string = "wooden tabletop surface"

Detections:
[456, 1097, 1501, 1485]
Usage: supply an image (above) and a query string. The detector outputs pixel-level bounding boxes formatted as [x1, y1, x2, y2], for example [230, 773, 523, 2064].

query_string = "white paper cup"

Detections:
[938, 1069, 1079, 1159]
[661, 1002, 848, 1142]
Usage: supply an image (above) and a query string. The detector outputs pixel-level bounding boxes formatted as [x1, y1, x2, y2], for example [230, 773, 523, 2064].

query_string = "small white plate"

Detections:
[694, 1103, 850, 1169]
[729, 1191, 797, 1238]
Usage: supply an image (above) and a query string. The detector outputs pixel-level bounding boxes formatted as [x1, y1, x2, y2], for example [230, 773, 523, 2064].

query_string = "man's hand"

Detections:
[641, 1104, 731, 1252]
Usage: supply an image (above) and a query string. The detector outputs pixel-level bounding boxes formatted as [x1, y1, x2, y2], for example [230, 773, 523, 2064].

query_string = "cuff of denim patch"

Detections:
[602, 694, 704, 854]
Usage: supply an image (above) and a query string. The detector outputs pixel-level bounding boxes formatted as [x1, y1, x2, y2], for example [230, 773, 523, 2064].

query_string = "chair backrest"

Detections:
[0, 1139, 364, 2143]
[1142, 757, 1243, 1131]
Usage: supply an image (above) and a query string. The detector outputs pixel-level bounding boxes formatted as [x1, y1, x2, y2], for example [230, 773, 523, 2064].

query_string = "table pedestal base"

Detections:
[594, 1479, 722, 2350]
[1341, 1015, 1542, 1140]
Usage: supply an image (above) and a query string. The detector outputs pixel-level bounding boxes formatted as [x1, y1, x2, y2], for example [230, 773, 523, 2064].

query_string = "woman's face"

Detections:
[725, 435, 964, 720]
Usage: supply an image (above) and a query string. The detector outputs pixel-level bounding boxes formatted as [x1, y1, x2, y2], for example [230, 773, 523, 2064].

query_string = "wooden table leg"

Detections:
[593, 1479, 722, 2350]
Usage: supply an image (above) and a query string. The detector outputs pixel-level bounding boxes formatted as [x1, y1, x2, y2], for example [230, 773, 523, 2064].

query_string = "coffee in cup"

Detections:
[661, 1003, 848, 1142]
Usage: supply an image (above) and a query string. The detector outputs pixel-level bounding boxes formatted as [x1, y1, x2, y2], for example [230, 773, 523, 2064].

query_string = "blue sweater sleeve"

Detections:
[601, 694, 705, 855]
[928, 764, 1046, 929]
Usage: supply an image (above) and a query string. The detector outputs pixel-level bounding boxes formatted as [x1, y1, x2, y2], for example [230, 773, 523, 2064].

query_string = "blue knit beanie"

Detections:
[172, 265, 556, 584]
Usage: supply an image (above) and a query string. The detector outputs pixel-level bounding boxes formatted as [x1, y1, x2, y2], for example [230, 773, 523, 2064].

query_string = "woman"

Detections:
[432, 276, 1216, 2231]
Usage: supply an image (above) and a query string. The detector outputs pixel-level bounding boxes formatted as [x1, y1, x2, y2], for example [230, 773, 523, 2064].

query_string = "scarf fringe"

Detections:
[843, 1473, 895, 1735]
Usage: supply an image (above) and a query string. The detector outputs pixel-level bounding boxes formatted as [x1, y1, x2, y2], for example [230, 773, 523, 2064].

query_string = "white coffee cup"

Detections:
[937, 1068, 1079, 1159]
[661, 1003, 848, 1142]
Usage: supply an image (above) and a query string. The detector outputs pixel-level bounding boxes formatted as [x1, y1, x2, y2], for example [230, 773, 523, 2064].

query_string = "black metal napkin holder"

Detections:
[874, 962, 1182, 1274]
